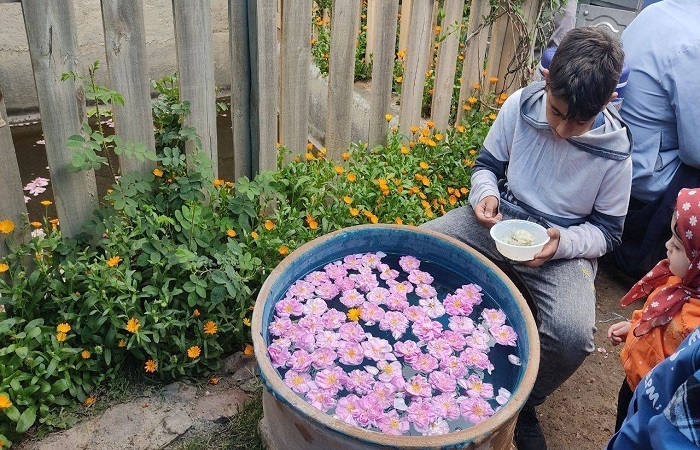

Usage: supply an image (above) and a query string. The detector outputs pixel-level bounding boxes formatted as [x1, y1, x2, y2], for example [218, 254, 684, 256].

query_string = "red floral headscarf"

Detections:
[620, 188, 700, 336]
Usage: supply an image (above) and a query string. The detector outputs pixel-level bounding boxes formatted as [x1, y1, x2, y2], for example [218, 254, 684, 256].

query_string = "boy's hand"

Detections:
[608, 321, 632, 346]
[521, 228, 560, 268]
[474, 196, 502, 228]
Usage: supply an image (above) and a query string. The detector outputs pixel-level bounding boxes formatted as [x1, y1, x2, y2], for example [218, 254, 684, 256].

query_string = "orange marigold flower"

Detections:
[56, 332, 67, 342]
[426, 121, 435, 129]
[193, 309, 201, 317]
[0, 394, 13, 409]
[334, 165, 345, 175]
[419, 161, 429, 170]
[457, 125, 466, 133]
[0, 220, 15, 234]
[343, 196, 353, 204]
[243, 318, 252, 327]
[83, 396, 96, 406]
[187, 346, 201, 359]
[145, 359, 157, 373]
[203, 321, 218, 335]
[305, 152, 315, 161]
[435, 133, 443, 141]
[106, 256, 122, 267]
[279, 245, 289, 255]
[463, 104, 472, 111]
[126, 317, 140, 333]
[306, 142, 313, 151]
[118, 339, 126, 348]
[460, 187, 469, 194]
[397, 50, 406, 59]
[342, 152, 350, 161]
[489, 113, 497, 120]
[395, 217, 403, 225]
[349, 208, 359, 217]
[1, 262, 10, 274]
[347, 173, 357, 182]
[30, 221, 42, 228]
[385, 114, 393, 122]
[490, 76, 499, 83]
[449, 195, 457, 205]
[435, 25, 442, 34]
[81, 350, 91, 359]
[153, 168, 164, 177]
[226, 228, 237, 237]
[264, 220, 274, 231]
[244, 344, 254, 355]
[57, 323, 71, 333]
[214, 179, 225, 187]
[40, 200, 52, 206]
[473, 83, 481, 90]
[395, 76, 403, 84]
[210, 377, 219, 385]
[347, 308, 361, 322]
[250, 231, 259, 239]
[468, 96, 478, 105]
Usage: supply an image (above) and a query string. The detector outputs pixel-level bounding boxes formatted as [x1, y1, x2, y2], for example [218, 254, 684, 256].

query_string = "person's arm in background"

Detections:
[663, 43, 700, 169]
[468, 92, 519, 227]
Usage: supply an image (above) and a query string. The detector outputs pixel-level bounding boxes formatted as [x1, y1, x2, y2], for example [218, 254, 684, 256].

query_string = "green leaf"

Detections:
[50, 379, 69, 395]
[16, 406, 36, 433]
[14, 347, 28, 358]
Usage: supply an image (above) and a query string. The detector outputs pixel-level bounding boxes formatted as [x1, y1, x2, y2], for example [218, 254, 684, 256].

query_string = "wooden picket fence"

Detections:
[0, 0, 543, 249]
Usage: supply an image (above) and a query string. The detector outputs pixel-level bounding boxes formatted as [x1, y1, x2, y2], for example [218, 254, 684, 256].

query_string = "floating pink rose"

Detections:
[311, 347, 338, 369]
[305, 270, 330, 286]
[405, 375, 432, 398]
[337, 341, 365, 365]
[302, 298, 328, 316]
[321, 308, 346, 330]
[429, 370, 457, 393]
[448, 315, 475, 334]
[284, 370, 313, 393]
[459, 396, 494, 424]
[362, 336, 393, 361]
[306, 389, 337, 412]
[482, 308, 507, 327]
[288, 280, 315, 299]
[324, 261, 348, 280]
[315, 367, 346, 392]
[361, 252, 385, 268]
[439, 355, 468, 378]
[379, 311, 409, 340]
[459, 374, 494, 399]
[404, 305, 427, 323]
[288, 349, 313, 372]
[275, 297, 303, 317]
[346, 369, 375, 395]
[465, 328, 491, 351]
[385, 293, 410, 311]
[408, 269, 434, 285]
[377, 360, 403, 382]
[412, 353, 439, 373]
[338, 321, 366, 343]
[343, 254, 364, 270]
[360, 302, 385, 325]
[378, 263, 400, 281]
[441, 330, 468, 351]
[411, 317, 443, 341]
[335, 395, 360, 425]
[432, 393, 461, 420]
[268, 344, 291, 368]
[268, 316, 293, 337]
[406, 399, 437, 431]
[414, 283, 438, 299]
[378, 409, 410, 435]
[460, 347, 492, 371]
[398, 255, 421, 272]
[490, 324, 518, 346]
[315, 330, 341, 349]
[340, 289, 365, 308]
[351, 271, 380, 293]
[393, 340, 422, 364]
[367, 287, 391, 304]
[315, 281, 340, 300]
[444, 293, 474, 316]
[426, 418, 450, 436]
[426, 338, 453, 360]
[335, 276, 355, 291]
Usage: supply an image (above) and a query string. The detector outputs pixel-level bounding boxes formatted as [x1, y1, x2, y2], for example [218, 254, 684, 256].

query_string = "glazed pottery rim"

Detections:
[252, 224, 540, 447]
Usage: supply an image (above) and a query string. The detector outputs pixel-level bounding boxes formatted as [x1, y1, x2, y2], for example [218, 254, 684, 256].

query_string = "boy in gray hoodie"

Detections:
[424, 27, 632, 449]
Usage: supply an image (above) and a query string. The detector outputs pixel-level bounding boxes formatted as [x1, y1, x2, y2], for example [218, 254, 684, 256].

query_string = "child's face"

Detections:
[666, 215, 690, 278]
[545, 93, 596, 140]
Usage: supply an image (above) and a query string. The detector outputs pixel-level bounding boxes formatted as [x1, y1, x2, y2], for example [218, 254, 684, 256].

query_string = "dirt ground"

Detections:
[537, 258, 638, 449]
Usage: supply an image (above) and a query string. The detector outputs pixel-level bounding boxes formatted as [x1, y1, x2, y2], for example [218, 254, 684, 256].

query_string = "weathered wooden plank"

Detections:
[430, 0, 466, 130]
[456, 0, 490, 124]
[229, 0, 253, 180]
[368, 0, 399, 148]
[249, 0, 279, 173]
[280, 0, 312, 161]
[325, 0, 361, 160]
[0, 85, 28, 256]
[21, 0, 98, 238]
[398, 0, 412, 54]
[172, 0, 218, 176]
[398, 0, 433, 134]
[101, 0, 156, 175]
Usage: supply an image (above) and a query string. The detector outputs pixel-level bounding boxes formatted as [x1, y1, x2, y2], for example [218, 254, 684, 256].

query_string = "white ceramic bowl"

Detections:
[490, 219, 550, 261]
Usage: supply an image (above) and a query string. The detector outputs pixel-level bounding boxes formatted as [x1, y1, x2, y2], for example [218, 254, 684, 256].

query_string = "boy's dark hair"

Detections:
[547, 27, 624, 122]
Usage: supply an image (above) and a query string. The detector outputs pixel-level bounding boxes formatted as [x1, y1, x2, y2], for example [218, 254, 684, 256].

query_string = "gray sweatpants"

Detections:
[421, 202, 597, 407]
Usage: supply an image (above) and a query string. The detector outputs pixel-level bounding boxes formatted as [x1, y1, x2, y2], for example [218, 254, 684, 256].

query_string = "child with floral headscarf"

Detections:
[608, 187, 700, 431]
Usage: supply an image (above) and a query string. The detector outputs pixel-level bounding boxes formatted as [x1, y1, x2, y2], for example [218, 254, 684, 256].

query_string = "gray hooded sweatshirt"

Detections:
[469, 81, 633, 260]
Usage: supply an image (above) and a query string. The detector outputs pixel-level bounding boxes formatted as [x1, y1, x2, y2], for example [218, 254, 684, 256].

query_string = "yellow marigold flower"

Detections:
[203, 320, 218, 335]
[385, 114, 393, 122]
[243, 318, 252, 327]
[214, 179, 225, 188]
[244, 344, 254, 355]
[409, 141, 416, 148]
[226, 228, 237, 237]
[426, 139, 437, 148]
[460, 187, 469, 194]
[401, 146, 410, 155]
[490, 77, 499, 83]
[489, 113, 497, 120]
[449, 195, 457, 205]
[0, 393, 13, 409]
[83, 397, 96, 406]
[41, 200, 52, 206]
[347, 308, 361, 322]
[397, 186, 404, 193]
[193, 309, 201, 317]
[473, 83, 481, 90]
[395, 217, 403, 225]
[427, 121, 435, 129]
[126, 318, 140, 333]
[153, 168, 164, 177]
[457, 125, 466, 133]
[343, 196, 353, 204]
[425, 209, 434, 218]
[346, 173, 357, 184]
[369, 214, 379, 224]
[307, 142, 313, 151]
[435, 133, 443, 141]
[57, 323, 71, 333]
[463, 104, 472, 111]
[56, 332, 67, 342]
[468, 96, 478, 105]
[334, 165, 345, 175]
[305, 152, 314, 161]
[187, 346, 201, 358]
[350, 208, 359, 217]
[30, 221, 42, 228]
[421, 200, 431, 209]
[210, 377, 219, 385]
[320, 147, 327, 156]
[251, 231, 259, 239]
[106, 256, 122, 267]
[306, 215, 318, 230]
[264, 220, 274, 231]
[81, 350, 91, 359]
[342, 152, 350, 161]
[397, 50, 406, 59]
[435, 25, 442, 34]
[395, 76, 403, 84]
[418, 192, 427, 200]
[118, 339, 126, 348]
[419, 161, 429, 170]
[0, 263, 8, 273]
[279, 245, 289, 255]
[143, 359, 157, 373]
[0, 220, 15, 234]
